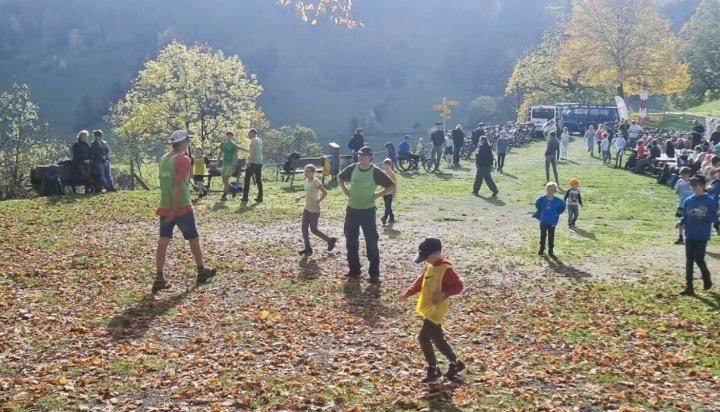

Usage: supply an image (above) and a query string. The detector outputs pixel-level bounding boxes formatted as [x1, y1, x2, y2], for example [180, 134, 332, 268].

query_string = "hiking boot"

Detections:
[240, 197, 249, 203]
[327, 237, 337, 252]
[345, 271, 361, 279]
[538, 249, 544, 256]
[369, 276, 381, 284]
[196, 267, 217, 284]
[221, 193, 227, 202]
[298, 248, 313, 256]
[255, 197, 263, 203]
[389, 215, 395, 224]
[380, 216, 387, 225]
[548, 250, 556, 258]
[679, 288, 695, 296]
[445, 360, 466, 380]
[422, 365, 442, 383]
[674, 238, 684, 245]
[703, 276, 713, 291]
[151, 278, 171, 294]
[492, 191, 498, 198]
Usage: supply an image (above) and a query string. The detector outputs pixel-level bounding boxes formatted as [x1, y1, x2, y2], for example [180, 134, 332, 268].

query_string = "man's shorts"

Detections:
[159, 211, 199, 240]
[221, 164, 234, 178]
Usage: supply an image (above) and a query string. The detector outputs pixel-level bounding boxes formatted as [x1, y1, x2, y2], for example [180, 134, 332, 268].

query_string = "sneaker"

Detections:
[151, 278, 171, 294]
[492, 191, 498, 198]
[255, 197, 263, 203]
[221, 194, 227, 202]
[472, 191, 479, 196]
[548, 251, 556, 258]
[674, 238, 684, 245]
[422, 365, 442, 383]
[240, 198, 249, 203]
[345, 271, 361, 279]
[369, 276, 381, 284]
[389, 215, 395, 223]
[538, 249, 544, 256]
[679, 288, 695, 296]
[327, 237, 337, 252]
[703, 277, 713, 291]
[381, 216, 387, 225]
[445, 360, 466, 380]
[196, 267, 217, 284]
[298, 248, 313, 256]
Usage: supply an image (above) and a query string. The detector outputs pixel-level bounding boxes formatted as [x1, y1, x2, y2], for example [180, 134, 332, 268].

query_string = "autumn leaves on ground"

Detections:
[2, 141, 719, 411]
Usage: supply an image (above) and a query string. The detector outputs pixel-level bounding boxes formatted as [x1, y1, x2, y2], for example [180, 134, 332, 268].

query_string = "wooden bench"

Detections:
[280, 157, 326, 187]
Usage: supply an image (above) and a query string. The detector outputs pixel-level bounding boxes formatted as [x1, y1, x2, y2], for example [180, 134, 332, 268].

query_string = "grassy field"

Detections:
[1, 140, 719, 411]
[687, 99, 720, 117]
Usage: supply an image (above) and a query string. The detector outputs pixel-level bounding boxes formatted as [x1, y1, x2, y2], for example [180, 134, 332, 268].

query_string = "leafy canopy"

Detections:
[557, 0, 689, 97]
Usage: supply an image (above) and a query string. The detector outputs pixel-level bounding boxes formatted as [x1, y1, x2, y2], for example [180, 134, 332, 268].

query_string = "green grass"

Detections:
[687, 99, 720, 117]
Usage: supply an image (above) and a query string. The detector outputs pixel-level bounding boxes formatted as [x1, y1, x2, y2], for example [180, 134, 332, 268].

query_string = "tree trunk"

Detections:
[130, 157, 136, 190]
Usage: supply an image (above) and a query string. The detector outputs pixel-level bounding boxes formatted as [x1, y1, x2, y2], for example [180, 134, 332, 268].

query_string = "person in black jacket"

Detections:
[472, 137, 498, 197]
[72, 130, 92, 193]
[691, 120, 705, 148]
[348, 128, 365, 162]
[90, 129, 116, 192]
[451, 124, 465, 167]
[471, 123, 485, 151]
[430, 122, 445, 171]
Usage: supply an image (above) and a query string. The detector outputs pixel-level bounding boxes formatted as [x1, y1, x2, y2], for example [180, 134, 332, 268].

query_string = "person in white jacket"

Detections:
[613, 134, 627, 168]
[560, 127, 571, 160]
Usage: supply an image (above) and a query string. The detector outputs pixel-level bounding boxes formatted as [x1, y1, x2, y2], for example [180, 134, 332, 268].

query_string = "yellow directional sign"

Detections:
[445, 100, 460, 106]
[432, 104, 446, 111]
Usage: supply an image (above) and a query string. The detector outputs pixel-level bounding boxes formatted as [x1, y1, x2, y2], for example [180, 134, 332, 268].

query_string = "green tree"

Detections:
[672, 0, 720, 109]
[505, 29, 612, 121]
[557, 0, 689, 98]
[263, 125, 321, 162]
[108, 41, 264, 165]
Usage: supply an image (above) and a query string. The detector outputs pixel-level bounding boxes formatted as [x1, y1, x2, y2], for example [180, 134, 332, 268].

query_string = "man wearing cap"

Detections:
[153, 130, 216, 293]
[430, 122, 445, 171]
[90, 129, 116, 192]
[337, 146, 395, 283]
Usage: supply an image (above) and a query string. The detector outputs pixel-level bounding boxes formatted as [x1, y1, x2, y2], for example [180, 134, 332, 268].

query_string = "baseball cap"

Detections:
[358, 146, 373, 156]
[414, 237, 442, 264]
[169, 130, 193, 144]
[690, 174, 706, 186]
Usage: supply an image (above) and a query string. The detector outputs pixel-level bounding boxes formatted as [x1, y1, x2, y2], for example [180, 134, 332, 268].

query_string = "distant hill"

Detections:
[0, 0, 696, 141]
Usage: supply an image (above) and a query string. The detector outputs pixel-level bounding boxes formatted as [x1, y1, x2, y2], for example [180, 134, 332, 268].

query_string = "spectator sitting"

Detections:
[633, 140, 661, 174]
[398, 135, 420, 169]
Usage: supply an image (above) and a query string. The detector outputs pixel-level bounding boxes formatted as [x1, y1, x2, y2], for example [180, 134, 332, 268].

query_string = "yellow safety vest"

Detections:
[416, 262, 451, 325]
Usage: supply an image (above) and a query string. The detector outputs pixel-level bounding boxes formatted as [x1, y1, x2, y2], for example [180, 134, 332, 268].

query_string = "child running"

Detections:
[563, 178, 583, 229]
[534, 182, 566, 257]
[399, 237, 466, 383]
[674, 167, 693, 245]
[381, 158, 397, 225]
[295, 164, 337, 256]
[675, 174, 715, 296]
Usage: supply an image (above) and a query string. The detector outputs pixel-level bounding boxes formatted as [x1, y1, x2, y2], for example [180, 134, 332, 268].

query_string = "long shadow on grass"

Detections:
[475, 194, 506, 206]
[545, 256, 591, 280]
[424, 381, 463, 412]
[705, 251, 720, 260]
[571, 227, 596, 240]
[235, 202, 258, 214]
[298, 258, 322, 280]
[499, 172, 518, 180]
[692, 291, 720, 311]
[383, 225, 402, 239]
[342, 281, 399, 327]
[107, 290, 192, 341]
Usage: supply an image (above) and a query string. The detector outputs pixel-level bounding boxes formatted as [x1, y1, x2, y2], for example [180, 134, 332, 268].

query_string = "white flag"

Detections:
[615, 96, 629, 121]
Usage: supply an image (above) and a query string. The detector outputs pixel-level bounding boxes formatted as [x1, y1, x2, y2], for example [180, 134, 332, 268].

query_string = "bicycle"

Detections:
[397, 152, 436, 173]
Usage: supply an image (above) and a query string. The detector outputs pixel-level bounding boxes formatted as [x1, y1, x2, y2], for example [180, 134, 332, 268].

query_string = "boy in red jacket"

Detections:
[399, 238, 465, 383]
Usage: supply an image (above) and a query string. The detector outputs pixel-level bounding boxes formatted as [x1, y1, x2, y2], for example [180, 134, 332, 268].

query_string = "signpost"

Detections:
[432, 97, 460, 132]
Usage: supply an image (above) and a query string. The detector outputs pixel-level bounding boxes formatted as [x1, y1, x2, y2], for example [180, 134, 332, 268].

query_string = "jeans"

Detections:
[431, 145, 443, 170]
[602, 150, 610, 164]
[383, 194, 394, 221]
[94, 161, 114, 191]
[567, 205, 579, 225]
[614, 151, 624, 168]
[545, 155, 559, 183]
[344, 208, 380, 278]
[418, 319, 457, 366]
[685, 239, 711, 291]
[497, 153, 506, 171]
[539, 223, 556, 252]
[302, 210, 331, 250]
[242, 164, 263, 200]
[472, 165, 498, 194]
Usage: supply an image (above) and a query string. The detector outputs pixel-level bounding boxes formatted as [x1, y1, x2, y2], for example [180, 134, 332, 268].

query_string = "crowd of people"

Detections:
[72, 113, 716, 383]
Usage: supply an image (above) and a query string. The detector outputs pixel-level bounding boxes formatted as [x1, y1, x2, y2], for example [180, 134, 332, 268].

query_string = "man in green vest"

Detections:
[242, 128, 264, 203]
[153, 130, 216, 293]
[337, 146, 395, 283]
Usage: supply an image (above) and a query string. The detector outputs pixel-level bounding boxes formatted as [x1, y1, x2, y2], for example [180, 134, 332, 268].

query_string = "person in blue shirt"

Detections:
[676, 174, 716, 296]
[534, 182, 566, 257]
[496, 128, 509, 173]
[398, 135, 420, 170]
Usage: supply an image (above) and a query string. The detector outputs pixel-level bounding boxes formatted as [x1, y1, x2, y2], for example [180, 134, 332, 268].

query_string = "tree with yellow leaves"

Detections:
[557, 0, 689, 98]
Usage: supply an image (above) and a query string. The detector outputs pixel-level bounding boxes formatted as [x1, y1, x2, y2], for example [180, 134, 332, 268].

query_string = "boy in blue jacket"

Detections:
[534, 182, 566, 257]
[676, 174, 716, 296]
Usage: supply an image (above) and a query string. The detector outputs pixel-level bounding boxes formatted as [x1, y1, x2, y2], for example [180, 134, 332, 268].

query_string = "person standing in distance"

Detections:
[337, 146, 395, 283]
[242, 128, 264, 203]
[430, 122, 445, 172]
